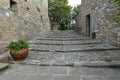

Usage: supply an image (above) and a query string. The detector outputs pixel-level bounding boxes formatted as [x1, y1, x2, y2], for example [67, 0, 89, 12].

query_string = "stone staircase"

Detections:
[0, 30, 120, 80]
[9, 30, 120, 67]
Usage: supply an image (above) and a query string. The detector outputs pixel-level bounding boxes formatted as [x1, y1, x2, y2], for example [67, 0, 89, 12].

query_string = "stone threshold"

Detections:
[29, 48, 120, 52]
[9, 61, 120, 67]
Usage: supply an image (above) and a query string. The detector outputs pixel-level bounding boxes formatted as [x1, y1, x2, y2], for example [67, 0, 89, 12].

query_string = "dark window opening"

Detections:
[10, 0, 18, 12]
[41, 15, 43, 21]
[25, 0, 27, 2]
[36, 7, 41, 12]
[27, 7, 29, 11]
[92, 32, 96, 39]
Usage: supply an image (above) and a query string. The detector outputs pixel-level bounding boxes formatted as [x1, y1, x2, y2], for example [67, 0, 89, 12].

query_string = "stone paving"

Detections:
[20, 30, 120, 66]
[0, 30, 120, 80]
[0, 64, 120, 80]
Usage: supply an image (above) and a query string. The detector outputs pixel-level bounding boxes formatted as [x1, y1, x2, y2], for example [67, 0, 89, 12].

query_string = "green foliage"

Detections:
[48, 0, 72, 30]
[72, 5, 81, 19]
[69, 26, 75, 30]
[9, 40, 29, 51]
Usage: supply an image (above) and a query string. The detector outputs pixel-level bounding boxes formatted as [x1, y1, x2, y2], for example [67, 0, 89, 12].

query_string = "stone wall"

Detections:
[76, 0, 120, 47]
[0, 0, 50, 41]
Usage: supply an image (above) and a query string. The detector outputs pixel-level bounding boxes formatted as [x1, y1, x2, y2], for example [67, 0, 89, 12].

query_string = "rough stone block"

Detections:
[117, 32, 120, 37]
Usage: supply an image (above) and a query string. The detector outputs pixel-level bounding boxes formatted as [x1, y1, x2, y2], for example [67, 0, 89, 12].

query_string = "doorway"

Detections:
[86, 14, 91, 37]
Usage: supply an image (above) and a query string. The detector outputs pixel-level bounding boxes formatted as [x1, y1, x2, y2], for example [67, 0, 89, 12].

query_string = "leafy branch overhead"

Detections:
[72, 5, 81, 19]
[48, 0, 71, 23]
[48, 0, 72, 30]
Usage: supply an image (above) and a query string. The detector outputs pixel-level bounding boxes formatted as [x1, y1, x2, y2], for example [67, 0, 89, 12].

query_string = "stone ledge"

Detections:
[0, 52, 9, 63]
[117, 32, 120, 37]
[45, 61, 120, 67]
[36, 38, 90, 41]
[28, 42, 101, 45]
[47, 36, 84, 38]
[0, 63, 9, 71]
[9, 61, 120, 67]
[29, 48, 120, 52]
[73, 61, 120, 67]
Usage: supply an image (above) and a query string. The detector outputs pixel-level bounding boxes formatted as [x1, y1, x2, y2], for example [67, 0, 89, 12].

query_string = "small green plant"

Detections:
[6, 40, 29, 51]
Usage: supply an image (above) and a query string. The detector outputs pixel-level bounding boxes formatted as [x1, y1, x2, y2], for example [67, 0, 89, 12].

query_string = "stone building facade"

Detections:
[0, 0, 50, 41]
[76, 0, 120, 47]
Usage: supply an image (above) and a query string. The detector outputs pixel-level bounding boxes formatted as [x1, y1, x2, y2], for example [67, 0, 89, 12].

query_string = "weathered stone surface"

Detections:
[0, 0, 50, 41]
[0, 63, 9, 71]
[0, 52, 9, 63]
[82, 76, 104, 80]
[76, 0, 120, 47]
[105, 77, 120, 80]
[10, 30, 120, 66]
[102, 68, 120, 76]
[0, 64, 120, 80]
[1, 30, 120, 80]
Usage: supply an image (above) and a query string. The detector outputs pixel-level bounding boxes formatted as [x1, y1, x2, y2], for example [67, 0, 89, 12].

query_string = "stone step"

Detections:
[48, 32, 79, 34]
[36, 38, 90, 41]
[26, 61, 120, 67]
[49, 30, 78, 34]
[0, 63, 9, 71]
[0, 52, 9, 63]
[28, 40, 100, 45]
[47, 35, 82, 37]
[47, 34, 83, 36]
[29, 42, 101, 45]
[25, 50, 120, 62]
[10, 60, 120, 67]
[29, 43, 118, 51]
[47, 32, 81, 34]
[10, 49, 120, 66]
[29, 47, 120, 52]
[35, 37, 90, 39]
[49, 33, 79, 35]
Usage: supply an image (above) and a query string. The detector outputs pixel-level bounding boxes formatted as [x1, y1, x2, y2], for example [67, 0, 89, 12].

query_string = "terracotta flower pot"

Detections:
[10, 48, 29, 61]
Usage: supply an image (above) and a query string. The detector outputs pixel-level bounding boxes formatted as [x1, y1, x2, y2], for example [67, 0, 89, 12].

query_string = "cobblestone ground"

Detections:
[0, 30, 120, 80]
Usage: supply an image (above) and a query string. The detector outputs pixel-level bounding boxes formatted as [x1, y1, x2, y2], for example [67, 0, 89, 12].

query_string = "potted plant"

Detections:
[5, 40, 29, 61]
